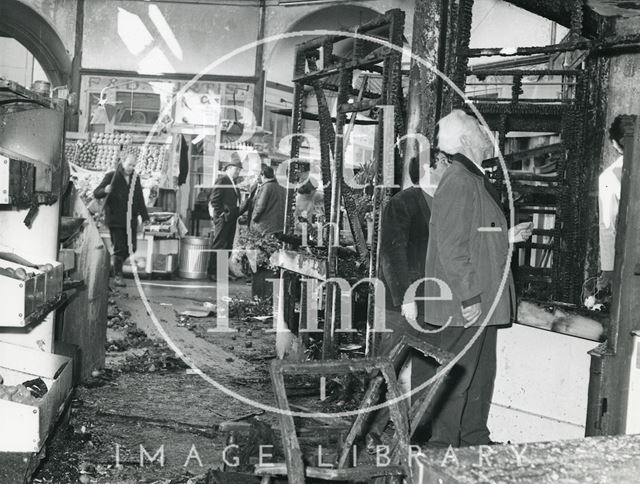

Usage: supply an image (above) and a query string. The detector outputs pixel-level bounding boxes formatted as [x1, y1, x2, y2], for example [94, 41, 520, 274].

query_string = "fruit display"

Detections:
[91, 132, 133, 145]
[0, 383, 41, 406]
[72, 137, 166, 177]
[64, 141, 78, 163]
[0, 266, 36, 280]
[75, 142, 120, 171]
[131, 144, 167, 177]
[70, 171, 105, 206]
[75, 142, 98, 168]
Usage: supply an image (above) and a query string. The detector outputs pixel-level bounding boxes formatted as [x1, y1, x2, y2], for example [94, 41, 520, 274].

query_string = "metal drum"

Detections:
[31, 80, 51, 97]
[178, 236, 210, 279]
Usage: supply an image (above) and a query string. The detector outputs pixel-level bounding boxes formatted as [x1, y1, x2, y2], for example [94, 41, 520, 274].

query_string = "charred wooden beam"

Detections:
[464, 33, 640, 58]
[504, 0, 601, 38]
[468, 68, 581, 77]
[338, 97, 382, 113]
[294, 47, 390, 84]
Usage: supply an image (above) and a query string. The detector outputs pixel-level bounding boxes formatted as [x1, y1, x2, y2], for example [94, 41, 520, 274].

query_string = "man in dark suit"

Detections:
[251, 164, 287, 235]
[207, 159, 242, 279]
[94, 152, 149, 287]
[423, 110, 532, 447]
[366, 153, 450, 449]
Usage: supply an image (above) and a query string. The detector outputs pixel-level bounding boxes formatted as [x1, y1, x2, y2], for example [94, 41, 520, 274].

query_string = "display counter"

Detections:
[99, 212, 186, 276]
[482, 299, 605, 443]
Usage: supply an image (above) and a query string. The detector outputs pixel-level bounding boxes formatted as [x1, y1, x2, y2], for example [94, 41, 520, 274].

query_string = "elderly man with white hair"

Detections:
[421, 109, 531, 448]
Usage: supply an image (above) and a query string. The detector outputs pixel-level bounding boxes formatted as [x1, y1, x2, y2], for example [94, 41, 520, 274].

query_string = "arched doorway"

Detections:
[266, 5, 381, 87]
[0, 0, 71, 87]
[263, 5, 386, 151]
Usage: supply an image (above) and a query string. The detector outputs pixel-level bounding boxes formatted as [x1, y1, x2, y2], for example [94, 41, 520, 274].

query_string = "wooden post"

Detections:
[403, 0, 448, 186]
[323, 69, 352, 360]
[60, 189, 109, 381]
[586, 115, 640, 435]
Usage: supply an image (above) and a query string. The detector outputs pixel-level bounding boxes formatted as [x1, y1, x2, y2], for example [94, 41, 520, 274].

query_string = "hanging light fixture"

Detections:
[90, 82, 131, 126]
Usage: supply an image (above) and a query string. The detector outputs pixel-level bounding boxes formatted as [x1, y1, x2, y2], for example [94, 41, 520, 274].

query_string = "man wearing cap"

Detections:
[207, 158, 242, 279]
[422, 109, 532, 448]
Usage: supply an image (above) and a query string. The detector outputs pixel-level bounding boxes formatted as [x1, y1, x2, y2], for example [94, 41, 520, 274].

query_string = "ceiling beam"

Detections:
[504, 0, 602, 38]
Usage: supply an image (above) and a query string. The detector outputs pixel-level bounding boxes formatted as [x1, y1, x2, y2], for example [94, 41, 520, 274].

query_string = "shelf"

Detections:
[22, 288, 77, 328]
[0, 80, 61, 110]
[271, 250, 327, 280]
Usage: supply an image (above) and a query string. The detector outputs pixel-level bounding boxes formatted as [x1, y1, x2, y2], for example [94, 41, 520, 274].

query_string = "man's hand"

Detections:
[596, 270, 614, 291]
[401, 302, 417, 325]
[461, 302, 482, 327]
[104, 185, 112, 194]
[509, 221, 533, 244]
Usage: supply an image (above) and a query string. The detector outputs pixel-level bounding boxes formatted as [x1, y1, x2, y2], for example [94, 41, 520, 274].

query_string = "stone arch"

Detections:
[0, 0, 71, 86]
[265, 4, 383, 86]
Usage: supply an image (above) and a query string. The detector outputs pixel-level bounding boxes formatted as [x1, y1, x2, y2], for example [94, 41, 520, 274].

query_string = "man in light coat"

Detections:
[597, 115, 625, 291]
[422, 110, 531, 447]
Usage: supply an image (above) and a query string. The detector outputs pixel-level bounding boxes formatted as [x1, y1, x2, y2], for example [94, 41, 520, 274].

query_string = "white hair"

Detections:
[437, 109, 491, 156]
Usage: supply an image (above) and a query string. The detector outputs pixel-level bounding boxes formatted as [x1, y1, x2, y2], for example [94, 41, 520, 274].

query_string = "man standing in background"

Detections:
[208, 158, 243, 280]
[251, 164, 287, 236]
[597, 115, 625, 292]
[366, 152, 451, 450]
[94, 151, 149, 287]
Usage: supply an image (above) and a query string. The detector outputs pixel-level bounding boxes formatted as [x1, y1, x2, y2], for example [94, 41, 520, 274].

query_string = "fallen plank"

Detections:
[254, 463, 405, 481]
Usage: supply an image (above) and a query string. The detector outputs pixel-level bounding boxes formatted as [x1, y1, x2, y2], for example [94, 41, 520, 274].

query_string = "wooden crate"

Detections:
[0, 342, 73, 452]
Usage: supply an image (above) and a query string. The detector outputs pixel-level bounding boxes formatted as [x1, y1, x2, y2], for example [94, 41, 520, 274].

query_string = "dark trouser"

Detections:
[426, 325, 497, 447]
[370, 315, 497, 448]
[110, 224, 138, 277]
[207, 217, 237, 275]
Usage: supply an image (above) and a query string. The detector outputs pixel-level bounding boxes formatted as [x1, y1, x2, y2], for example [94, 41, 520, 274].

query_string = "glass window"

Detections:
[115, 91, 161, 125]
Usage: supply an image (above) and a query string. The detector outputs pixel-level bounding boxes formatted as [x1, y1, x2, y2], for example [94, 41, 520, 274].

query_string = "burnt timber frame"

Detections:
[263, 338, 454, 483]
[280, 9, 406, 359]
[448, 0, 640, 437]
[267, 357, 412, 484]
[447, 0, 613, 305]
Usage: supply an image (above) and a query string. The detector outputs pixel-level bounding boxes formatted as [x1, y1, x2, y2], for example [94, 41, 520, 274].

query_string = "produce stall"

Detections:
[66, 131, 171, 211]
[0, 81, 75, 469]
